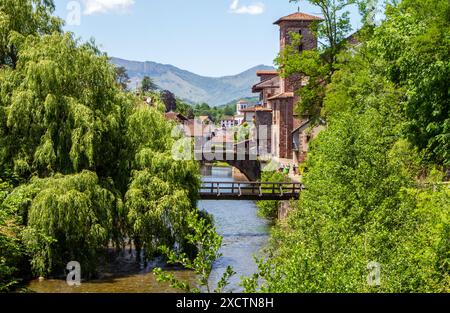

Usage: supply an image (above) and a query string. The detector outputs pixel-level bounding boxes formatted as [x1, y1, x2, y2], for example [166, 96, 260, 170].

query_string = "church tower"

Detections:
[268, 11, 323, 160]
[274, 11, 323, 92]
[274, 11, 322, 52]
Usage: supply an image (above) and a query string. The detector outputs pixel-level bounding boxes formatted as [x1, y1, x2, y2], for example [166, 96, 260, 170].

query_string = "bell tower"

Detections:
[274, 11, 323, 92]
[275, 11, 322, 51]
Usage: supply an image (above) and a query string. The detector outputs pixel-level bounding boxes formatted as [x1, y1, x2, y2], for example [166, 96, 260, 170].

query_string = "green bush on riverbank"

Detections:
[244, 0, 450, 293]
[256, 171, 288, 220]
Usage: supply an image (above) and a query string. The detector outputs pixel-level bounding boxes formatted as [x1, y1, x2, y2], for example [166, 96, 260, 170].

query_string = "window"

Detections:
[298, 29, 303, 52]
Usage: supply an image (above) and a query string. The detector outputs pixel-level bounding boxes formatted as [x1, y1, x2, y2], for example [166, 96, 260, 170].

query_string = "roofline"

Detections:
[240, 106, 273, 113]
[256, 70, 279, 76]
[268, 92, 295, 100]
[292, 120, 311, 134]
[274, 12, 324, 25]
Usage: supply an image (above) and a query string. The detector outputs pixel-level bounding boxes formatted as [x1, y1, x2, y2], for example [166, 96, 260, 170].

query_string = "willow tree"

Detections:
[0, 178, 23, 291]
[125, 106, 200, 260]
[3, 171, 115, 277]
[0, 0, 204, 282]
[0, 0, 62, 68]
[3, 33, 127, 178]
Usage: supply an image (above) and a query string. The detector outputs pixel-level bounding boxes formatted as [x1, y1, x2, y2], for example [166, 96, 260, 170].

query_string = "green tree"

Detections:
[245, 110, 449, 292]
[160, 90, 177, 113]
[0, 27, 201, 281]
[0, 178, 24, 291]
[5, 171, 116, 277]
[276, 0, 371, 122]
[141, 76, 158, 93]
[153, 210, 235, 293]
[125, 106, 200, 260]
[245, 0, 450, 293]
[0, 0, 62, 68]
[115, 66, 130, 90]
[290, 0, 356, 66]
[256, 171, 288, 220]
[223, 104, 236, 117]
[367, 0, 450, 165]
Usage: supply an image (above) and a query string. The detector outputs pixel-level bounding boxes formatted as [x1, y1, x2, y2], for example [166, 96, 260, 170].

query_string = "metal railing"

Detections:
[200, 181, 303, 200]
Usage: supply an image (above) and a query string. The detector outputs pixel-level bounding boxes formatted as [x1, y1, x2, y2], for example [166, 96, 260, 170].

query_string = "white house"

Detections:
[220, 116, 237, 129]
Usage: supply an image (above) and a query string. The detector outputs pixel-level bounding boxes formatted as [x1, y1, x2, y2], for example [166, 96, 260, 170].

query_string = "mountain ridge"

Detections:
[110, 57, 275, 106]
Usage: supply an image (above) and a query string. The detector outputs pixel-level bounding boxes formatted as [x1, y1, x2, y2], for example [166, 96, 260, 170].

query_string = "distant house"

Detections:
[236, 100, 249, 115]
[252, 72, 280, 108]
[234, 100, 249, 125]
[183, 119, 215, 139]
[198, 115, 213, 125]
[164, 111, 189, 124]
[220, 116, 237, 129]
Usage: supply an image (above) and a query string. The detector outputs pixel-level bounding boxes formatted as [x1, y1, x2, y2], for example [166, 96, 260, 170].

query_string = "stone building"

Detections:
[240, 106, 273, 155]
[234, 99, 249, 125]
[164, 111, 188, 124]
[251, 11, 325, 165]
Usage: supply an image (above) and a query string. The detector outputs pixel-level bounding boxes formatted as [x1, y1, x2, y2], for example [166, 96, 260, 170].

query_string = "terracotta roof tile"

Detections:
[252, 76, 280, 92]
[165, 111, 188, 122]
[268, 92, 295, 100]
[274, 12, 323, 25]
[256, 70, 279, 76]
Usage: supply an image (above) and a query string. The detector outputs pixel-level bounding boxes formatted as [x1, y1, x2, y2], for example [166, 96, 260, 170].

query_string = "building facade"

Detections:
[220, 117, 237, 129]
[250, 11, 324, 164]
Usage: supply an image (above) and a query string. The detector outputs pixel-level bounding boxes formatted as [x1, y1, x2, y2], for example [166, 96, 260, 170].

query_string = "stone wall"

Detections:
[279, 20, 318, 51]
[278, 98, 294, 159]
[255, 111, 273, 154]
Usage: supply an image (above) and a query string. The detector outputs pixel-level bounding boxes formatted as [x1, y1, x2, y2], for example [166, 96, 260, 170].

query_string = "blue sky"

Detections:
[54, 0, 362, 77]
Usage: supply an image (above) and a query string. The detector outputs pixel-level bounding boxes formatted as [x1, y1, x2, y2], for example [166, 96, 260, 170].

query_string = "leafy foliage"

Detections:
[141, 76, 158, 93]
[246, 0, 450, 293]
[246, 110, 449, 292]
[0, 178, 23, 291]
[256, 171, 288, 220]
[0, 0, 62, 68]
[153, 210, 235, 293]
[367, 0, 450, 165]
[8, 171, 116, 277]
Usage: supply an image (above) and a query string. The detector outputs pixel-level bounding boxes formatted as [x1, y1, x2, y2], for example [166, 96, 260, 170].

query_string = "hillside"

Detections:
[110, 57, 274, 106]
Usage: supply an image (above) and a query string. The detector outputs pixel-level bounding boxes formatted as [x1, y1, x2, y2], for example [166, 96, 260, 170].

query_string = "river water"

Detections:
[28, 166, 270, 293]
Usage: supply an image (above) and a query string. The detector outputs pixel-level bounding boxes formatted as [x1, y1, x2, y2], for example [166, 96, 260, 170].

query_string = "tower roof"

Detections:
[256, 70, 279, 76]
[274, 12, 323, 25]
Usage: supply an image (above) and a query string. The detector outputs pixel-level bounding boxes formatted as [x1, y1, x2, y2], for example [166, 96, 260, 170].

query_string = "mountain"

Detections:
[110, 57, 275, 106]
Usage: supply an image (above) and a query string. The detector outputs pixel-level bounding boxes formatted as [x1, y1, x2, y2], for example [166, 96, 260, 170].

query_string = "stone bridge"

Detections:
[196, 140, 262, 181]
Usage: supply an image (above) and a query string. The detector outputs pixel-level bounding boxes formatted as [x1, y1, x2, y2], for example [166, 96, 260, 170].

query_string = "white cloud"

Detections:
[83, 0, 135, 15]
[229, 0, 265, 15]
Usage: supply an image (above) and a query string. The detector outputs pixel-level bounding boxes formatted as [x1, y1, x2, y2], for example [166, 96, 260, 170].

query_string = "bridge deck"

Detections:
[200, 181, 303, 201]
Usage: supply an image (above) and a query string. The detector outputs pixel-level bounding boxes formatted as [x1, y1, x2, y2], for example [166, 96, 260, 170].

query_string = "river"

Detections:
[28, 166, 270, 293]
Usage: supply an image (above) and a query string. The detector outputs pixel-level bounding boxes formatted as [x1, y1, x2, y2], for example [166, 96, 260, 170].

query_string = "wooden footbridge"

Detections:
[200, 181, 303, 201]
